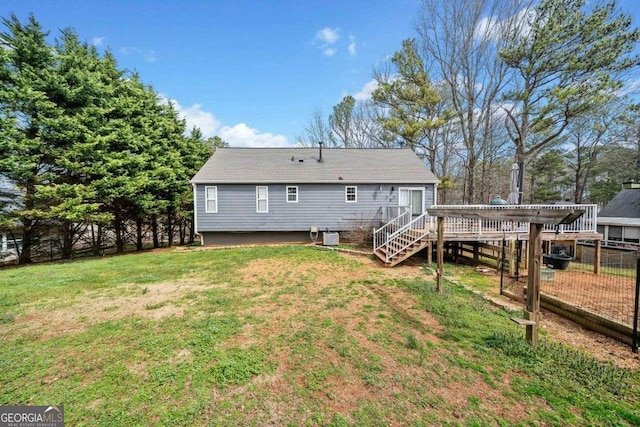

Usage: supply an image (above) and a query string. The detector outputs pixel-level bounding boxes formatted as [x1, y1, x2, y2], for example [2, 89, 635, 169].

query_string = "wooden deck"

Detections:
[373, 204, 601, 267]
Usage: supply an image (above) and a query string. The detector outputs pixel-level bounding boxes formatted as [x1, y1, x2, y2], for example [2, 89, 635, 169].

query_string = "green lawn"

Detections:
[1, 246, 639, 426]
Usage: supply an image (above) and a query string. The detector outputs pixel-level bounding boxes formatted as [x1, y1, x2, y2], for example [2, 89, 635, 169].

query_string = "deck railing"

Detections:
[428, 204, 598, 235]
[374, 204, 598, 263]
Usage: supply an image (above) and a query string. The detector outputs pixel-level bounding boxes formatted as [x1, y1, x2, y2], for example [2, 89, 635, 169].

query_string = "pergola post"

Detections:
[525, 222, 543, 347]
[426, 206, 585, 348]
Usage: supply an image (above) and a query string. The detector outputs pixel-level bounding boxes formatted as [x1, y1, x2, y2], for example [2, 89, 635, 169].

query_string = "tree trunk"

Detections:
[189, 214, 195, 244]
[179, 217, 186, 246]
[466, 163, 475, 204]
[151, 214, 159, 248]
[91, 222, 97, 255]
[136, 217, 143, 251]
[91, 223, 103, 256]
[19, 181, 38, 264]
[517, 159, 525, 205]
[167, 208, 174, 247]
[61, 220, 73, 259]
[97, 224, 103, 255]
[114, 213, 124, 253]
[19, 218, 33, 264]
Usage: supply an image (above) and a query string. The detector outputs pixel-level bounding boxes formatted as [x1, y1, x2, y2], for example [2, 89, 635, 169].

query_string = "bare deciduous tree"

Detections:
[416, 0, 530, 203]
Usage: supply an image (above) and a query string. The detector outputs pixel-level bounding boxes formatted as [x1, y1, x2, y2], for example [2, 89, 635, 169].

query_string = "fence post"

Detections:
[633, 258, 639, 353]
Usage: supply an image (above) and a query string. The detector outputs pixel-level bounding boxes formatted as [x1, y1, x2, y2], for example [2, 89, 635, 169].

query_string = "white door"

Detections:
[399, 187, 424, 217]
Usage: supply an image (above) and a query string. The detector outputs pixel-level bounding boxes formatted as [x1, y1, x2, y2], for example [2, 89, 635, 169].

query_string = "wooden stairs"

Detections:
[373, 209, 431, 267]
[374, 229, 430, 266]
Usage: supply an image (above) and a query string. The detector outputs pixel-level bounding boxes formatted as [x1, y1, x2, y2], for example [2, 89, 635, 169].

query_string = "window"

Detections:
[286, 186, 298, 203]
[256, 186, 268, 213]
[608, 225, 622, 241]
[205, 186, 217, 213]
[345, 186, 357, 203]
[623, 227, 640, 244]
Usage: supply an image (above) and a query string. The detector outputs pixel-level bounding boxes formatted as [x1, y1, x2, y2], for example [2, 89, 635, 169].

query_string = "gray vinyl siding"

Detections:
[195, 183, 435, 232]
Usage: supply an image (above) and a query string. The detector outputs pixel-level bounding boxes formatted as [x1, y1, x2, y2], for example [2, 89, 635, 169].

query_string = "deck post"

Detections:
[594, 239, 601, 275]
[437, 216, 444, 293]
[426, 240, 432, 264]
[526, 222, 543, 347]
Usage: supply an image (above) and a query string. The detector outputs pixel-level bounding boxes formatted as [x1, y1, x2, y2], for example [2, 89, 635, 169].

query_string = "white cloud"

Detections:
[219, 123, 289, 148]
[313, 27, 341, 56]
[323, 48, 336, 57]
[161, 95, 290, 147]
[314, 27, 340, 45]
[177, 103, 221, 137]
[348, 36, 356, 56]
[476, 7, 535, 41]
[119, 46, 157, 63]
[352, 79, 379, 101]
[92, 36, 105, 46]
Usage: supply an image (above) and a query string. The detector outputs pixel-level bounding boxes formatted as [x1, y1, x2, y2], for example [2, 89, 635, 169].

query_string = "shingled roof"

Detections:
[598, 186, 640, 219]
[190, 147, 439, 184]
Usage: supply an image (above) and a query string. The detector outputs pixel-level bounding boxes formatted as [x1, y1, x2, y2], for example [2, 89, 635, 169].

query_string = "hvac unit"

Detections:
[322, 232, 339, 246]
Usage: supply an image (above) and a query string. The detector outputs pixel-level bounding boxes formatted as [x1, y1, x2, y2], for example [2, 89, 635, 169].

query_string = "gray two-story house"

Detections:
[190, 147, 439, 245]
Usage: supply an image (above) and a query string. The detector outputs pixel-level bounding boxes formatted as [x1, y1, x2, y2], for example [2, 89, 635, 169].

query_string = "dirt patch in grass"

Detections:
[237, 257, 370, 287]
[226, 256, 542, 425]
[9, 279, 215, 339]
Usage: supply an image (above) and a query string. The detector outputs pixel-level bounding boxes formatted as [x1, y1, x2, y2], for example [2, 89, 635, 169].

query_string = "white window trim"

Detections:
[205, 186, 218, 213]
[345, 186, 357, 203]
[256, 186, 269, 213]
[286, 186, 298, 203]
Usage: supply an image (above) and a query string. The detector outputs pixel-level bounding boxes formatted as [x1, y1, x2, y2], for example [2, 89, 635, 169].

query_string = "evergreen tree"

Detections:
[372, 39, 452, 173]
[500, 0, 640, 202]
[0, 14, 59, 263]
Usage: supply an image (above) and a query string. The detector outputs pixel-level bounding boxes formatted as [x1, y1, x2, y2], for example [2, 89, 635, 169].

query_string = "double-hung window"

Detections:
[205, 186, 217, 213]
[256, 186, 269, 213]
[286, 186, 298, 203]
[345, 186, 357, 203]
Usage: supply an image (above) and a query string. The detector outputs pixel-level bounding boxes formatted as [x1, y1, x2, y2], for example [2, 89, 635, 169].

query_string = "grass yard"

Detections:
[1, 245, 639, 426]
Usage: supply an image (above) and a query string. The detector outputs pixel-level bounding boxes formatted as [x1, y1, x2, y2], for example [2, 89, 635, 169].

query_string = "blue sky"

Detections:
[1, 0, 423, 147]
[2, 0, 640, 147]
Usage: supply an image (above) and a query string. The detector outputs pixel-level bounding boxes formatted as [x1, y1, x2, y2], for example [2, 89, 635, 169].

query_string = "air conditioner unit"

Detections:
[322, 232, 339, 246]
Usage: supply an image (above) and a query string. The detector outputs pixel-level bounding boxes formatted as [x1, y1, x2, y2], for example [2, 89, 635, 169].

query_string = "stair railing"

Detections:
[384, 211, 431, 262]
[373, 206, 410, 255]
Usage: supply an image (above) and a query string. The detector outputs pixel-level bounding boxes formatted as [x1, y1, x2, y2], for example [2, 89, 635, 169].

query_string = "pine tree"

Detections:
[0, 14, 59, 263]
